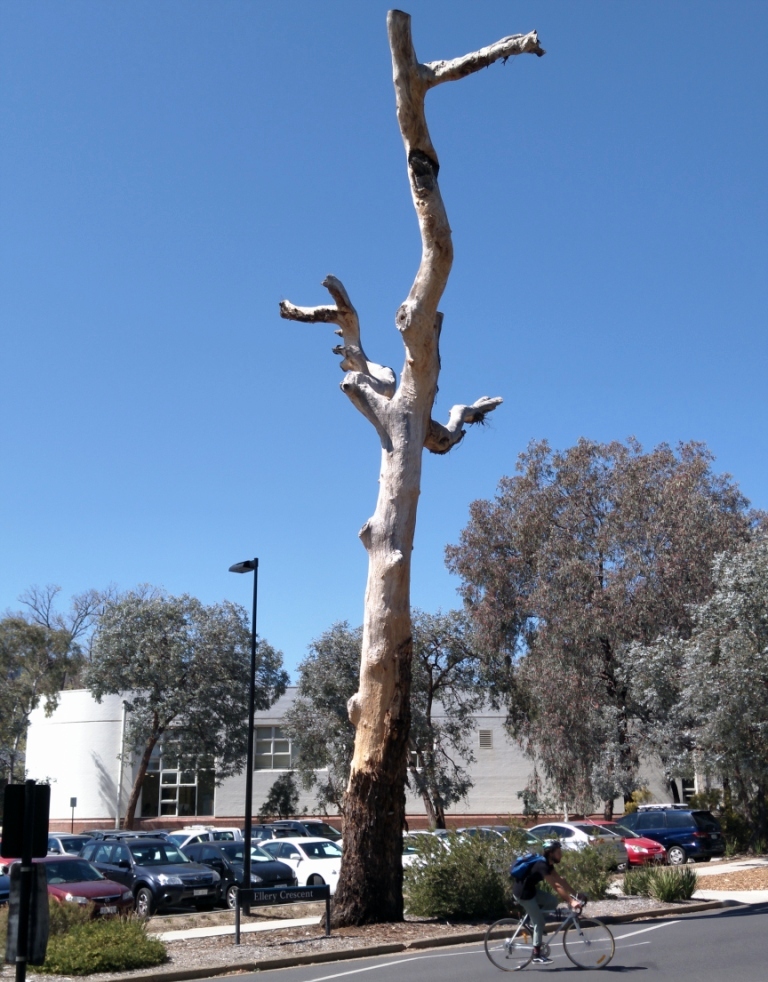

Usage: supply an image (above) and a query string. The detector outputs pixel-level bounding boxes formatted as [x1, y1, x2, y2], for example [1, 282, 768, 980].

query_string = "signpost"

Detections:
[1, 781, 51, 982]
[69, 798, 77, 834]
[233, 884, 331, 944]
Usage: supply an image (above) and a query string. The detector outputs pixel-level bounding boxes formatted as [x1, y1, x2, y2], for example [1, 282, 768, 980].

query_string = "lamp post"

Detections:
[229, 557, 259, 912]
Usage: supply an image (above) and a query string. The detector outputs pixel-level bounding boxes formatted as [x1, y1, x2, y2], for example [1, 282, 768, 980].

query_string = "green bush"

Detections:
[622, 865, 697, 902]
[622, 866, 653, 897]
[541, 846, 615, 900]
[31, 917, 167, 976]
[404, 831, 521, 919]
[47, 897, 93, 934]
[648, 867, 698, 902]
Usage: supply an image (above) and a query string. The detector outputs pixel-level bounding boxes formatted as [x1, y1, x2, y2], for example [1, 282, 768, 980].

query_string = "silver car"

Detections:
[527, 821, 628, 869]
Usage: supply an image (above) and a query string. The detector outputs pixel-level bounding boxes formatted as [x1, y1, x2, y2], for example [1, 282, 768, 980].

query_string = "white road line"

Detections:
[297, 948, 478, 982]
[614, 921, 681, 941]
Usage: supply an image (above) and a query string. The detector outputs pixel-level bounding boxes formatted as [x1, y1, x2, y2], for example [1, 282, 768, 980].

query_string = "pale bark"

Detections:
[280, 10, 543, 925]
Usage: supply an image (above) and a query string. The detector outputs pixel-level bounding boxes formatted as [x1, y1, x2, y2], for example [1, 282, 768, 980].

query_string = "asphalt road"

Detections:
[211, 903, 768, 982]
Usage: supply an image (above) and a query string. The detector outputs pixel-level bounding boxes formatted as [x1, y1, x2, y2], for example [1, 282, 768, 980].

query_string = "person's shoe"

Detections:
[531, 952, 553, 964]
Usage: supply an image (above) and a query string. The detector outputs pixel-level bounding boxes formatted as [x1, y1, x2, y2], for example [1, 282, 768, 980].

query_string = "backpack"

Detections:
[510, 852, 543, 882]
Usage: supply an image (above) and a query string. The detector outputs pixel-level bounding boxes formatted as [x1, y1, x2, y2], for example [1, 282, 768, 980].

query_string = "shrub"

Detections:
[404, 832, 514, 919]
[622, 866, 653, 897]
[648, 867, 698, 903]
[31, 917, 167, 976]
[622, 866, 697, 902]
[542, 846, 614, 900]
[47, 897, 92, 934]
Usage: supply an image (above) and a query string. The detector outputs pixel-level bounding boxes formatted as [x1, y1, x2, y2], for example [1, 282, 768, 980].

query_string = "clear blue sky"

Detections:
[2, 1, 766, 679]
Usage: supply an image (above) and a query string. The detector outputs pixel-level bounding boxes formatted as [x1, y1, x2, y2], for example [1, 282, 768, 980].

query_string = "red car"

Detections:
[2, 856, 134, 917]
[591, 822, 666, 866]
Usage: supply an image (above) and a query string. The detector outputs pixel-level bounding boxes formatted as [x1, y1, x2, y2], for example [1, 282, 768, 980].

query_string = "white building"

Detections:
[25, 688, 671, 831]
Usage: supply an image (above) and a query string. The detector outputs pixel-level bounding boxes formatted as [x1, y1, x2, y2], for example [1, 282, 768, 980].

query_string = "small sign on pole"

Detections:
[69, 798, 77, 834]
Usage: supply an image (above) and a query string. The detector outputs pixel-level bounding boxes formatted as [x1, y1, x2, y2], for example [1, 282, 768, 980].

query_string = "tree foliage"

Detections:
[258, 771, 301, 820]
[283, 613, 484, 825]
[632, 537, 768, 844]
[85, 588, 288, 828]
[0, 617, 80, 784]
[447, 438, 756, 814]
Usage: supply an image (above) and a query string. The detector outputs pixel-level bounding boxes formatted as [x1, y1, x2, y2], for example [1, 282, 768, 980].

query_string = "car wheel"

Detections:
[135, 887, 154, 917]
[308, 874, 325, 886]
[667, 845, 687, 866]
[226, 884, 239, 910]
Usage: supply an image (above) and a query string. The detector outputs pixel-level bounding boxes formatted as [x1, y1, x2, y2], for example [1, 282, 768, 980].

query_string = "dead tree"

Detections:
[280, 10, 544, 925]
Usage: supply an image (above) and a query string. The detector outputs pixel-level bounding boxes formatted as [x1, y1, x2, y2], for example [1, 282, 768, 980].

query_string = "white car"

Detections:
[527, 822, 628, 868]
[166, 826, 243, 849]
[258, 837, 342, 894]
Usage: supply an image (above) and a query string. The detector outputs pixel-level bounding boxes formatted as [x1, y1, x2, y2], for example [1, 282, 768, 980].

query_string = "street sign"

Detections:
[1, 785, 50, 859]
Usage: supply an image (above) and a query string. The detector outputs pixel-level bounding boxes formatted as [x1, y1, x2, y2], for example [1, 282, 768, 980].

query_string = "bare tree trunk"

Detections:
[123, 730, 161, 830]
[280, 10, 543, 925]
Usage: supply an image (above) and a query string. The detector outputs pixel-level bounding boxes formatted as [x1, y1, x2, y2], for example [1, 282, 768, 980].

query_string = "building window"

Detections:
[140, 748, 214, 818]
[681, 778, 696, 803]
[254, 726, 293, 770]
[479, 729, 493, 749]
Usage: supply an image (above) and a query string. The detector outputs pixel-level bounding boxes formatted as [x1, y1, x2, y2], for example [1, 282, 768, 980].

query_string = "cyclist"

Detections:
[512, 839, 585, 965]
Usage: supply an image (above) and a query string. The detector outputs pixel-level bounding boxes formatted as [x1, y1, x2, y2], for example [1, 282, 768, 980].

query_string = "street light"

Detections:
[229, 557, 259, 912]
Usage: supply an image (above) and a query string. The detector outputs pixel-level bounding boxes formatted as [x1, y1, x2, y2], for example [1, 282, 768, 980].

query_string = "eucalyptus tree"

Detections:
[279, 10, 544, 924]
[284, 614, 485, 831]
[0, 616, 80, 784]
[447, 438, 755, 817]
[632, 537, 768, 842]
[86, 588, 288, 828]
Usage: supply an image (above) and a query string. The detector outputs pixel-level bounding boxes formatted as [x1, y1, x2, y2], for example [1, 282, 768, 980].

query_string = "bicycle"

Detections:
[484, 900, 615, 971]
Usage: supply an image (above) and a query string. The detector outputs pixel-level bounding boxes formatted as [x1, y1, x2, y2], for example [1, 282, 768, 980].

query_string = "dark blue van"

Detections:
[619, 806, 725, 865]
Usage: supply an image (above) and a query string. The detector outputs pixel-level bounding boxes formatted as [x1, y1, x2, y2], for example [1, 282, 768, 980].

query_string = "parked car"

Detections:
[47, 833, 94, 856]
[527, 822, 629, 869]
[457, 826, 545, 849]
[3, 856, 133, 917]
[618, 806, 725, 865]
[266, 820, 342, 842]
[247, 825, 296, 843]
[80, 835, 220, 915]
[258, 837, 342, 894]
[182, 841, 297, 909]
[0, 873, 9, 906]
[167, 826, 243, 848]
[588, 822, 666, 866]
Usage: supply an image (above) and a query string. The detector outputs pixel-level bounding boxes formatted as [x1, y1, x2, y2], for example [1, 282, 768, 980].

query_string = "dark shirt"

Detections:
[512, 858, 553, 901]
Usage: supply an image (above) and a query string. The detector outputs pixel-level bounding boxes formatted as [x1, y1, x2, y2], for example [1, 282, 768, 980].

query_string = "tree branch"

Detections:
[280, 275, 396, 399]
[424, 30, 545, 87]
[424, 396, 503, 455]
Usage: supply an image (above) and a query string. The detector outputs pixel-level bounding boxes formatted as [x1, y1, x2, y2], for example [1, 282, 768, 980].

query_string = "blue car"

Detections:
[0, 872, 9, 906]
[619, 806, 725, 865]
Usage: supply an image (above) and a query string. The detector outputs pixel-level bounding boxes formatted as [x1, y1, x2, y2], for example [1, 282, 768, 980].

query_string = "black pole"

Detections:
[242, 559, 258, 915]
[15, 780, 36, 982]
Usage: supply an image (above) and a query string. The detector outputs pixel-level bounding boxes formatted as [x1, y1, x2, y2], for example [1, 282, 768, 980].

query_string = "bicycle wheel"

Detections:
[562, 917, 615, 969]
[484, 918, 534, 972]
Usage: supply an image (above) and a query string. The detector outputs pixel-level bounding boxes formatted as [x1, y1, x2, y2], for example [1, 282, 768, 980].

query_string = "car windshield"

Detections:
[573, 824, 613, 837]
[608, 824, 640, 838]
[303, 823, 341, 840]
[692, 812, 720, 832]
[219, 844, 274, 864]
[129, 842, 188, 866]
[59, 837, 91, 854]
[43, 860, 104, 883]
[167, 834, 188, 846]
[300, 841, 342, 859]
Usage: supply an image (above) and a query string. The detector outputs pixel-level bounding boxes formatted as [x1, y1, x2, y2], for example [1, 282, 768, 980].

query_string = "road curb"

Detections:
[119, 902, 728, 982]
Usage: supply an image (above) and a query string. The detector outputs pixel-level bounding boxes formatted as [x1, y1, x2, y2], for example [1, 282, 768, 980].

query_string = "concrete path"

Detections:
[691, 857, 768, 876]
[152, 916, 318, 942]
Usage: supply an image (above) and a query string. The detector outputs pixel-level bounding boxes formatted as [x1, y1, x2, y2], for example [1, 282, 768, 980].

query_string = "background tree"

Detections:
[0, 616, 81, 785]
[284, 613, 484, 828]
[85, 588, 288, 828]
[278, 11, 543, 924]
[632, 537, 768, 844]
[283, 622, 361, 813]
[258, 772, 301, 820]
[447, 438, 756, 817]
